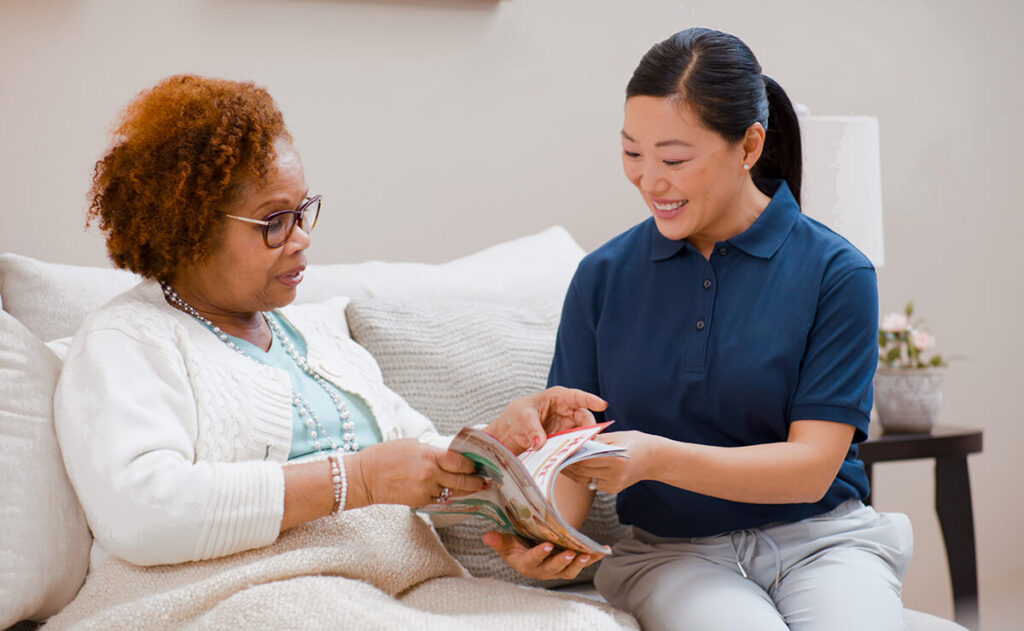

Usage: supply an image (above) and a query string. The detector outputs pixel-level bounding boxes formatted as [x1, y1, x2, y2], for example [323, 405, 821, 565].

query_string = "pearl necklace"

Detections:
[160, 282, 359, 454]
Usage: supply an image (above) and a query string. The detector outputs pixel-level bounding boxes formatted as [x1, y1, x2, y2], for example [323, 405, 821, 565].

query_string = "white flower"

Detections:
[912, 331, 935, 352]
[881, 313, 909, 334]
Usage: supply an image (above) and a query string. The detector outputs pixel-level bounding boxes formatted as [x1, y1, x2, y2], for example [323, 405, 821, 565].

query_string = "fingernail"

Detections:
[564, 553, 575, 561]
[481, 481, 489, 490]
[542, 544, 553, 553]
[531, 436, 540, 449]
[579, 555, 590, 563]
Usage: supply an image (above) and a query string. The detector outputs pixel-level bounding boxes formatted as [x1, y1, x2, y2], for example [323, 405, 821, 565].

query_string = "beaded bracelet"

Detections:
[326, 454, 347, 515]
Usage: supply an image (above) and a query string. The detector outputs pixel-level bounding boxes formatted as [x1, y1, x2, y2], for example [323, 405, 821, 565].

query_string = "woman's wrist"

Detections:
[281, 459, 338, 531]
[640, 434, 675, 484]
[342, 451, 371, 509]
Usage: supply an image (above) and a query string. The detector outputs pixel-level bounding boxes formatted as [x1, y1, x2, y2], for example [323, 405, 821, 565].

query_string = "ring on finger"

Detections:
[587, 477, 598, 491]
[436, 486, 453, 504]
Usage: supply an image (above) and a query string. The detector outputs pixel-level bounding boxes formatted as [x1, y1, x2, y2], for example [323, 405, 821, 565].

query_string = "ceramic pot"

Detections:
[873, 366, 944, 433]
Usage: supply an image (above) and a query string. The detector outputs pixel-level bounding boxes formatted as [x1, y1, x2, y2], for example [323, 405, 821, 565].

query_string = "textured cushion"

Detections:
[0, 254, 140, 342]
[0, 310, 91, 627]
[346, 299, 631, 587]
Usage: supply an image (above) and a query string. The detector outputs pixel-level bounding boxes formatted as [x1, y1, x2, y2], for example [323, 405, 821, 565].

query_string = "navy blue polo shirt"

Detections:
[548, 181, 877, 538]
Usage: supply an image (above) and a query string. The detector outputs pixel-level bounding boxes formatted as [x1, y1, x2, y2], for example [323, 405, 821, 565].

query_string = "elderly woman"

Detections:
[49, 76, 627, 629]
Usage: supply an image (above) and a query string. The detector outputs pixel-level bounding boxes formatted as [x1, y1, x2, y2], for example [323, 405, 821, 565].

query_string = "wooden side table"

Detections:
[859, 425, 983, 630]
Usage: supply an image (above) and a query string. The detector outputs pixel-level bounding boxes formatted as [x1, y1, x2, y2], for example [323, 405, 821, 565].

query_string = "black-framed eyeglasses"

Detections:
[225, 194, 321, 248]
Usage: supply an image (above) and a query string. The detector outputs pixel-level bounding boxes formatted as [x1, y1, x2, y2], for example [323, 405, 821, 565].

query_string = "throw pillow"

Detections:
[0, 254, 140, 341]
[0, 311, 91, 627]
[295, 225, 584, 306]
[345, 299, 631, 587]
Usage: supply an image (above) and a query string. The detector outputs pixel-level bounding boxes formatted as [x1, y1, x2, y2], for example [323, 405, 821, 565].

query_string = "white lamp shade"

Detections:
[799, 115, 885, 267]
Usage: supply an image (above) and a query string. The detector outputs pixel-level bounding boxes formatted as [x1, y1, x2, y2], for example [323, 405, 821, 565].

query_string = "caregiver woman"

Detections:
[552, 28, 913, 630]
[53, 75, 602, 581]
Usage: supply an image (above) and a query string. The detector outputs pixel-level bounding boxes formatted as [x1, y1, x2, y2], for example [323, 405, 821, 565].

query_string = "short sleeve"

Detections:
[790, 266, 878, 442]
[547, 275, 603, 418]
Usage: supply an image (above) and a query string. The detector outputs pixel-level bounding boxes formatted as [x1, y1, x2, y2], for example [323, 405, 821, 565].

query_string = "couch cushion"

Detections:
[0, 254, 140, 342]
[348, 299, 562, 436]
[0, 311, 91, 627]
[346, 298, 631, 587]
[295, 225, 584, 306]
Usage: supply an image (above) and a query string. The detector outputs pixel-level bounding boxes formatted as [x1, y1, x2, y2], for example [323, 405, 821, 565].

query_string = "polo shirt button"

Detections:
[718, 247, 729, 256]
[703, 279, 712, 289]
[696, 320, 706, 330]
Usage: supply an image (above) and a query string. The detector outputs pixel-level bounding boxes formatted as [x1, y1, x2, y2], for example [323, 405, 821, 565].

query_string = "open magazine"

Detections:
[417, 422, 627, 555]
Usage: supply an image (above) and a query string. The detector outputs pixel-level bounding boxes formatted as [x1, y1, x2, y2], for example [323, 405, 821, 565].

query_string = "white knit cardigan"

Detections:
[54, 280, 448, 567]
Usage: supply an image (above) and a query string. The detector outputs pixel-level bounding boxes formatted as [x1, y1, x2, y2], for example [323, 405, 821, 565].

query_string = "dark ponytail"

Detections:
[626, 28, 803, 205]
[756, 75, 801, 203]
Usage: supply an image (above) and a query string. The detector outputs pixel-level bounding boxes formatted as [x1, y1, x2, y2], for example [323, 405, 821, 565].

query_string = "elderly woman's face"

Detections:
[176, 139, 310, 314]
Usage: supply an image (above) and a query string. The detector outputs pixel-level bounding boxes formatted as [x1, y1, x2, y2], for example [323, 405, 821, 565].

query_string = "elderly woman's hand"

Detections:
[482, 532, 604, 581]
[348, 439, 484, 508]
[485, 386, 607, 455]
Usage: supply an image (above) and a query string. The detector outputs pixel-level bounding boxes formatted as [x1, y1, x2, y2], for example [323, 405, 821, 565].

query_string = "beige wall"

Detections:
[2, 0, 1021, 626]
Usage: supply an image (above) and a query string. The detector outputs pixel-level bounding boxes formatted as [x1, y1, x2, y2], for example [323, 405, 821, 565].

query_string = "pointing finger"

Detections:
[548, 387, 608, 414]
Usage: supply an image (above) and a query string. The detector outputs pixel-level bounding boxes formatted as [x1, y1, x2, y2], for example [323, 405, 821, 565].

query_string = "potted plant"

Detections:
[874, 301, 946, 433]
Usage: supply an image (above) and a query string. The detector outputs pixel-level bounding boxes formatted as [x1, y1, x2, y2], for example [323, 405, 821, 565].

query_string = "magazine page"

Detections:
[517, 422, 624, 500]
[417, 424, 625, 554]
[417, 428, 561, 544]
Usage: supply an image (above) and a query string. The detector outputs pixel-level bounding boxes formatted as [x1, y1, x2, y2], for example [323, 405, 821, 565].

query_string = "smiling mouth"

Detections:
[652, 200, 687, 211]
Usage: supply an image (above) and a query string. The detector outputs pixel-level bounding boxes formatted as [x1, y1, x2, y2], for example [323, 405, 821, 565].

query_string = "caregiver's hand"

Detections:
[562, 430, 659, 494]
[484, 387, 607, 455]
[349, 439, 484, 507]
[482, 532, 603, 581]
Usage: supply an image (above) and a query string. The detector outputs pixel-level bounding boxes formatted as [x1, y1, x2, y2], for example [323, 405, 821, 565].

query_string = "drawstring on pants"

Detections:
[729, 528, 783, 592]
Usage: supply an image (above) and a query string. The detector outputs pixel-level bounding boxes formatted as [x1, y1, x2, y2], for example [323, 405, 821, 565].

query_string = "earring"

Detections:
[743, 164, 751, 171]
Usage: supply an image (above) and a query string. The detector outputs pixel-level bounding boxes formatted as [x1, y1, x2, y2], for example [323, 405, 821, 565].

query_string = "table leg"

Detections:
[935, 456, 980, 630]
[863, 461, 874, 506]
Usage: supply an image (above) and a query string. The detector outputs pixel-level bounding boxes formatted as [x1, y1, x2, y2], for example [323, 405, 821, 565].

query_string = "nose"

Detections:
[285, 223, 311, 253]
[639, 162, 667, 196]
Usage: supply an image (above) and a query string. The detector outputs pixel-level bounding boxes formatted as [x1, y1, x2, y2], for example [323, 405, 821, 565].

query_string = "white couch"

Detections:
[0, 227, 964, 630]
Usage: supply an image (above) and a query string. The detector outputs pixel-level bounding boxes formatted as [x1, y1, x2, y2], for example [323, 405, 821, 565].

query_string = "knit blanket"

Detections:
[42, 505, 637, 631]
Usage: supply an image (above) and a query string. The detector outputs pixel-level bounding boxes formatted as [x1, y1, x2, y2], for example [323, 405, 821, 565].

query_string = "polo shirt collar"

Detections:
[648, 179, 799, 262]
[728, 180, 800, 260]
[649, 220, 689, 261]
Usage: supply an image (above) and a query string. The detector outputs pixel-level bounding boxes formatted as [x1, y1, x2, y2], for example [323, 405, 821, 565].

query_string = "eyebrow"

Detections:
[620, 131, 693, 148]
[254, 190, 310, 212]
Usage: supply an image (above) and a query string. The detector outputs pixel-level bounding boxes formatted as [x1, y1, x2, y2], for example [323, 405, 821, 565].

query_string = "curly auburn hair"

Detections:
[87, 75, 292, 279]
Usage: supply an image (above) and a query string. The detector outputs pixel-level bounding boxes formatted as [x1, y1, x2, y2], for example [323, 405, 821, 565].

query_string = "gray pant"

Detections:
[594, 500, 913, 631]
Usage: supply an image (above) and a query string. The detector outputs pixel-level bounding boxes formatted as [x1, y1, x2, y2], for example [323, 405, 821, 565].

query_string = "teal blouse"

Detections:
[224, 312, 382, 460]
